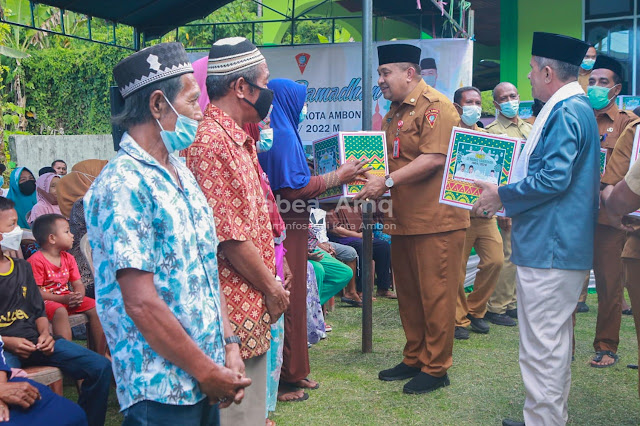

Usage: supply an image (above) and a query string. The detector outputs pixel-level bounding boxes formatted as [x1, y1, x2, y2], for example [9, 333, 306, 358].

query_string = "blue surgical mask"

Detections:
[156, 93, 199, 152]
[257, 128, 273, 153]
[499, 100, 519, 119]
[299, 105, 308, 124]
[581, 58, 596, 71]
[424, 75, 437, 87]
[460, 105, 482, 126]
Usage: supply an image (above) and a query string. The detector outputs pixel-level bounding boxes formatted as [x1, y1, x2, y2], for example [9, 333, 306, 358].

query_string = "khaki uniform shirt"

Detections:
[578, 72, 590, 94]
[383, 79, 469, 235]
[596, 103, 637, 161]
[626, 156, 640, 196]
[600, 118, 640, 258]
[601, 119, 640, 226]
[484, 114, 532, 140]
[623, 150, 640, 260]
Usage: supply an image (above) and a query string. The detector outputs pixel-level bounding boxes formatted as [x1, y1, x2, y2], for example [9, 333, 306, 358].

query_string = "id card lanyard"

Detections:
[393, 120, 403, 159]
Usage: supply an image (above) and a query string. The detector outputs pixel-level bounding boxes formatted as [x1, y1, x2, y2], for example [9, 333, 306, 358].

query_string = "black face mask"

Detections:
[243, 80, 274, 121]
[19, 180, 36, 195]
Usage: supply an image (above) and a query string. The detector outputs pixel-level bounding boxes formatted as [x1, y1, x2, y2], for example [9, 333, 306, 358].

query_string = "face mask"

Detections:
[424, 75, 437, 87]
[257, 128, 274, 153]
[1, 225, 23, 251]
[460, 105, 482, 126]
[499, 100, 520, 118]
[588, 85, 616, 110]
[18, 180, 36, 196]
[299, 105, 308, 124]
[243, 80, 274, 121]
[581, 58, 596, 71]
[156, 93, 199, 152]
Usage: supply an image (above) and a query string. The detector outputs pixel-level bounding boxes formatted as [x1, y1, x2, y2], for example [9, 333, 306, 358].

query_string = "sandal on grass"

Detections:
[591, 350, 619, 368]
[340, 296, 362, 307]
[277, 385, 309, 402]
[283, 377, 320, 390]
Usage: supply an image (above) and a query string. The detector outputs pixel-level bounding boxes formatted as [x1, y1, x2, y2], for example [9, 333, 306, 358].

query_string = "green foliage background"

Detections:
[2, 0, 351, 136]
[20, 45, 127, 135]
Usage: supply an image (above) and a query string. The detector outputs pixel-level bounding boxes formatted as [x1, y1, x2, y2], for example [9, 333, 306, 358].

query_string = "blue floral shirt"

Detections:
[85, 133, 225, 411]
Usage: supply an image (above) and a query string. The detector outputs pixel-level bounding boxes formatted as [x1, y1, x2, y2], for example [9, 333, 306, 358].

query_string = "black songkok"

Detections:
[594, 54, 624, 80]
[377, 44, 421, 66]
[531, 32, 589, 67]
[207, 37, 266, 76]
[420, 58, 437, 70]
[113, 42, 193, 99]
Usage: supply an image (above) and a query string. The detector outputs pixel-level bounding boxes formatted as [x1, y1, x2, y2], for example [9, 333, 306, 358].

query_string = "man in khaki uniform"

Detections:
[577, 55, 635, 313]
[356, 44, 469, 395]
[451, 86, 503, 340]
[578, 45, 597, 93]
[601, 152, 640, 397]
[484, 82, 532, 327]
[588, 55, 638, 367]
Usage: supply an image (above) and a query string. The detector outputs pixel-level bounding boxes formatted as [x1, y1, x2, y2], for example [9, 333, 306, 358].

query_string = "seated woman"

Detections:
[56, 160, 107, 299]
[327, 204, 396, 299]
[27, 173, 61, 227]
[7, 167, 36, 229]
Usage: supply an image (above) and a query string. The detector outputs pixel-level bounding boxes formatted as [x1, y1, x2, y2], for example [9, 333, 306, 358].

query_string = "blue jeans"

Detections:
[6, 377, 87, 426]
[122, 399, 220, 426]
[3, 338, 111, 426]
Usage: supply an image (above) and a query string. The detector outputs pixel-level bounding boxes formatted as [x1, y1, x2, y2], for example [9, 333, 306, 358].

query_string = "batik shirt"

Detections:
[185, 103, 275, 360]
[85, 133, 225, 411]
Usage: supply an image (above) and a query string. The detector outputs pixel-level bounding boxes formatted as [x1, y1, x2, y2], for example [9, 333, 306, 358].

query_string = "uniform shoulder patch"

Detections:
[425, 109, 439, 128]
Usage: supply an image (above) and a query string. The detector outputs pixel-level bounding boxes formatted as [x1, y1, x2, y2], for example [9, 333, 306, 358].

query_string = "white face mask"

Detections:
[1, 225, 23, 251]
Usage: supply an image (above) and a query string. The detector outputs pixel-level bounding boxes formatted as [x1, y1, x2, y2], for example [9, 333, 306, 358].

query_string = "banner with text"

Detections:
[260, 39, 473, 143]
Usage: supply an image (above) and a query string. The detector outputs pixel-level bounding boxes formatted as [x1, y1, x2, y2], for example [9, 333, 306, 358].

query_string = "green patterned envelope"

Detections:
[313, 131, 389, 202]
[439, 127, 521, 216]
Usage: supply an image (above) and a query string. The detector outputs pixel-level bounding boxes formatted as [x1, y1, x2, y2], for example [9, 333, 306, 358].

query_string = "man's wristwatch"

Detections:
[384, 174, 394, 189]
[224, 336, 242, 346]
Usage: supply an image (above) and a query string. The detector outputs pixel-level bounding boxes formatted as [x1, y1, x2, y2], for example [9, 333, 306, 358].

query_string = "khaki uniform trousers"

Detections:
[578, 276, 590, 303]
[456, 217, 503, 326]
[392, 229, 465, 377]
[487, 226, 517, 314]
[593, 224, 627, 353]
[624, 258, 640, 398]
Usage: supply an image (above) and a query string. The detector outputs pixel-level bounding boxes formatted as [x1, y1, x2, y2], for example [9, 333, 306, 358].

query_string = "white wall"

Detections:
[9, 134, 116, 174]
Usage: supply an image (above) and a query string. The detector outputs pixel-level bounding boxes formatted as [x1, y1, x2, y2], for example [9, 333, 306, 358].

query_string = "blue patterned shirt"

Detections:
[85, 133, 225, 411]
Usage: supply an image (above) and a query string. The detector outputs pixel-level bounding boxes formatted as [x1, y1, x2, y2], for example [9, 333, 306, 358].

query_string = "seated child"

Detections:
[27, 214, 105, 353]
[0, 197, 111, 426]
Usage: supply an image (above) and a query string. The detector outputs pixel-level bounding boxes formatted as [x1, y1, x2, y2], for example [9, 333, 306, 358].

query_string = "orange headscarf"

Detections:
[56, 159, 108, 217]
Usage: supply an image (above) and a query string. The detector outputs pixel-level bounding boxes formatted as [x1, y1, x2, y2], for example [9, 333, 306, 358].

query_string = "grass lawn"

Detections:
[66, 294, 640, 425]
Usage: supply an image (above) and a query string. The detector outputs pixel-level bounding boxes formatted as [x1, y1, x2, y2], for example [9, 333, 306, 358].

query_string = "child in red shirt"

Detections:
[27, 214, 104, 349]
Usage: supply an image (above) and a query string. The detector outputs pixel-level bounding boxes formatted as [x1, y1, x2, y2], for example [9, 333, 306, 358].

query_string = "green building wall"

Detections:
[500, 0, 583, 100]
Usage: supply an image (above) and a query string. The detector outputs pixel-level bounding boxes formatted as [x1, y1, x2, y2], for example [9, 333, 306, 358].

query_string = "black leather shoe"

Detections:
[502, 419, 525, 426]
[485, 312, 517, 327]
[454, 326, 469, 340]
[403, 372, 450, 394]
[467, 314, 490, 333]
[378, 362, 420, 381]
[506, 308, 518, 318]
[576, 302, 589, 313]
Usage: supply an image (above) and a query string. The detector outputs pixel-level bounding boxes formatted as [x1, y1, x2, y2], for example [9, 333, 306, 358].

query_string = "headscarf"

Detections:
[192, 55, 211, 112]
[7, 167, 37, 229]
[27, 173, 61, 226]
[56, 159, 108, 217]
[258, 78, 309, 191]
